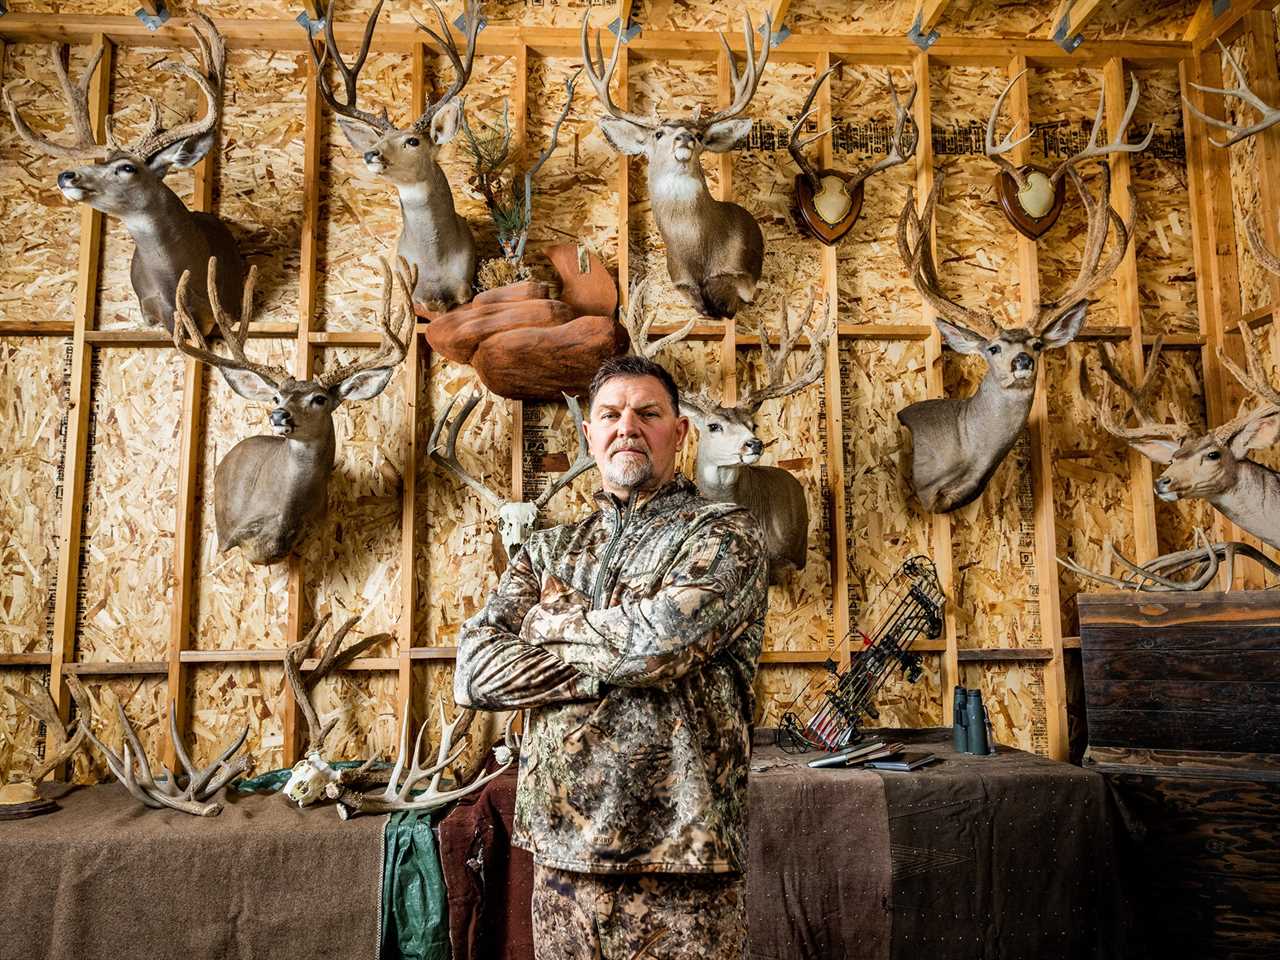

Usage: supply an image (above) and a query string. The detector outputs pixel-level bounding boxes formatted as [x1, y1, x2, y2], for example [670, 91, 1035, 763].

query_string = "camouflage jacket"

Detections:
[454, 473, 768, 875]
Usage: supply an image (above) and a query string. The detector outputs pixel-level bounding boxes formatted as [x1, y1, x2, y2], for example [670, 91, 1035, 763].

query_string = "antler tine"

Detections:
[533, 393, 597, 511]
[705, 12, 771, 125]
[789, 61, 839, 190]
[318, 258, 415, 387]
[2, 44, 112, 161]
[304, 0, 396, 134]
[579, 11, 655, 129]
[985, 69, 1034, 189]
[429, 392, 508, 509]
[1051, 75, 1155, 185]
[127, 15, 226, 162]
[1185, 40, 1280, 148]
[5, 682, 88, 783]
[1080, 343, 1187, 446]
[1246, 213, 1280, 276]
[847, 70, 919, 192]
[284, 613, 334, 753]
[739, 289, 834, 411]
[897, 175, 998, 337]
[412, 0, 482, 131]
[1034, 167, 1136, 335]
[172, 259, 289, 387]
[187, 11, 226, 92]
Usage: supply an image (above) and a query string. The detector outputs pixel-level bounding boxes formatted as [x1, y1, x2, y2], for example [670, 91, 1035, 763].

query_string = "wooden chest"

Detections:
[1078, 591, 1280, 960]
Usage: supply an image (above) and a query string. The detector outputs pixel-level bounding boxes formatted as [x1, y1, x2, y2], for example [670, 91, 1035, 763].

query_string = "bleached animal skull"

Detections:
[282, 752, 342, 807]
[496, 502, 540, 557]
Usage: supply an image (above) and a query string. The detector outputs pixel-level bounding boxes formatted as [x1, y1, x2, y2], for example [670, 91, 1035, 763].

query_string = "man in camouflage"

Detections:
[454, 354, 769, 960]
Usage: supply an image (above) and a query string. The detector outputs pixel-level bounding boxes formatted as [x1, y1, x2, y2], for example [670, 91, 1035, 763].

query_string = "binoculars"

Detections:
[952, 686, 996, 756]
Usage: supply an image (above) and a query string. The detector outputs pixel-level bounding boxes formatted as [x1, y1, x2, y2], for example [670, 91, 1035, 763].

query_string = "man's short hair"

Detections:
[587, 354, 680, 415]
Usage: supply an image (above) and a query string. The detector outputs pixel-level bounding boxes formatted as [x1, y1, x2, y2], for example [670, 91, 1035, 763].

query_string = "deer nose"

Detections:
[1011, 353, 1034, 373]
[1155, 476, 1171, 493]
[57, 170, 78, 187]
[744, 438, 764, 457]
[270, 410, 292, 428]
[363, 150, 382, 164]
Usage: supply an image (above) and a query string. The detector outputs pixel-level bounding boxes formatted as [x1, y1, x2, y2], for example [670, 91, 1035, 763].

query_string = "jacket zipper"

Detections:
[591, 497, 632, 609]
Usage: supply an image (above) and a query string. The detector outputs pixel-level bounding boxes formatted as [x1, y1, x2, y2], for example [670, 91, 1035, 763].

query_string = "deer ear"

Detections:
[336, 117, 385, 156]
[334, 366, 396, 403]
[1228, 408, 1280, 459]
[678, 400, 706, 423]
[598, 118, 650, 156]
[216, 367, 277, 402]
[702, 118, 753, 153]
[146, 131, 216, 177]
[935, 319, 989, 355]
[1127, 438, 1180, 465]
[1039, 300, 1089, 350]
[429, 101, 462, 145]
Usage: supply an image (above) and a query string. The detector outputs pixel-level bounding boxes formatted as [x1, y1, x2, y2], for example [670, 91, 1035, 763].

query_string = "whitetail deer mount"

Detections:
[621, 278, 834, 584]
[582, 12, 771, 319]
[2, 14, 244, 334]
[985, 70, 1152, 240]
[307, 0, 480, 310]
[897, 168, 1134, 514]
[790, 64, 917, 245]
[1183, 40, 1280, 147]
[172, 256, 415, 565]
[430, 391, 596, 571]
[1080, 291, 1280, 551]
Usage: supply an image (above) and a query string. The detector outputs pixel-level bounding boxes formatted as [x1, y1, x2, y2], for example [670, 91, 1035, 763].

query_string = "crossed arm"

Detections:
[453, 513, 767, 711]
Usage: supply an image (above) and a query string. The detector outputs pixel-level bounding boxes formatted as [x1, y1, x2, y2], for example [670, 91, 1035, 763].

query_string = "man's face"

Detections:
[586, 375, 689, 499]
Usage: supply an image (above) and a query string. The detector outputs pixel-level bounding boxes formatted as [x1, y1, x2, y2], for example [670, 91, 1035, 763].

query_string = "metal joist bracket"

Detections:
[760, 20, 790, 49]
[907, 13, 939, 51]
[1212, 0, 1231, 15]
[0, 1, 8, 17]
[608, 17, 642, 43]
[135, 1, 170, 31]
[1051, 12, 1085, 54]
[296, 10, 325, 36]
[455, 11, 488, 34]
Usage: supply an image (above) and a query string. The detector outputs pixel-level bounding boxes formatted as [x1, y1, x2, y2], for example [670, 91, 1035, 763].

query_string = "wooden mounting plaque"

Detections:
[995, 164, 1066, 240]
[794, 171, 865, 246]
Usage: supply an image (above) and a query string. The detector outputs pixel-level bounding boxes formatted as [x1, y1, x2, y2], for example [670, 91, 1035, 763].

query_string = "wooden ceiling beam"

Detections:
[1048, 0, 1107, 52]
[1187, 0, 1270, 50]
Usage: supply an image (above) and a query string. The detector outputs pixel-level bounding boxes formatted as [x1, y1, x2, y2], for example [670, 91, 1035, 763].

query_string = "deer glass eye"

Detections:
[708, 422, 722, 433]
[654, 130, 664, 140]
[405, 136, 420, 148]
[118, 163, 136, 175]
[1030, 338, 1044, 351]
[1205, 450, 1221, 461]
[310, 395, 327, 407]
[987, 344, 1001, 356]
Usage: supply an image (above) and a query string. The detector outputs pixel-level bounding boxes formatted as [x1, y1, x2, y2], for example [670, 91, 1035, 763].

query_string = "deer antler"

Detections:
[4, 677, 94, 782]
[1048, 74, 1154, 185]
[1033, 166, 1136, 335]
[411, 0, 483, 133]
[580, 12, 656, 129]
[984, 70, 1036, 190]
[845, 71, 918, 193]
[2, 45, 111, 161]
[79, 695, 252, 817]
[429, 392, 507, 509]
[317, 258, 417, 388]
[172, 258, 290, 387]
[331, 698, 510, 820]
[1058, 530, 1280, 592]
[621, 277, 696, 361]
[788, 61, 840, 191]
[532, 394, 597, 511]
[283, 614, 391, 756]
[1079, 336, 1190, 447]
[897, 173, 999, 338]
[704, 12, 772, 126]
[305, 0, 396, 134]
[1184, 40, 1280, 148]
[738, 289, 835, 411]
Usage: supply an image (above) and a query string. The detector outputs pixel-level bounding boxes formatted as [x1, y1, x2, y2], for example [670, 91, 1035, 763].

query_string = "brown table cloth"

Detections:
[0, 784, 385, 960]
[441, 729, 1137, 960]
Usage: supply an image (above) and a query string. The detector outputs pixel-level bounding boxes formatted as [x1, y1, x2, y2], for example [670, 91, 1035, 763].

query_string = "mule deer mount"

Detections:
[897, 168, 1134, 513]
[619, 278, 835, 584]
[985, 70, 1152, 240]
[279, 614, 512, 817]
[307, 0, 481, 310]
[582, 12, 771, 319]
[1183, 40, 1280, 148]
[790, 64, 917, 245]
[430, 391, 596, 571]
[172, 256, 415, 565]
[1080, 283, 1280, 552]
[3, 13, 244, 334]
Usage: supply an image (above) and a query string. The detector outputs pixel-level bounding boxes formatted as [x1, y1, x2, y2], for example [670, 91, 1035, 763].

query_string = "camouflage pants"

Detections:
[531, 865, 747, 960]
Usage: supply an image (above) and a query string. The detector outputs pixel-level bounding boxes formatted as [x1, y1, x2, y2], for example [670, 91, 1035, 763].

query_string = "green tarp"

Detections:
[381, 809, 452, 960]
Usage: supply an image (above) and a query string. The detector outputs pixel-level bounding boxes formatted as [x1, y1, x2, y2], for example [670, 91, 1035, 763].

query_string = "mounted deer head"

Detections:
[648, 280, 834, 584]
[172, 256, 415, 565]
[461, 68, 581, 271]
[2, 14, 243, 333]
[1182, 40, 1280, 147]
[789, 63, 917, 245]
[897, 167, 1134, 513]
[582, 12, 771, 318]
[1080, 280, 1280, 551]
[307, 0, 480, 309]
[985, 70, 1152, 239]
[430, 391, 596, 570]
